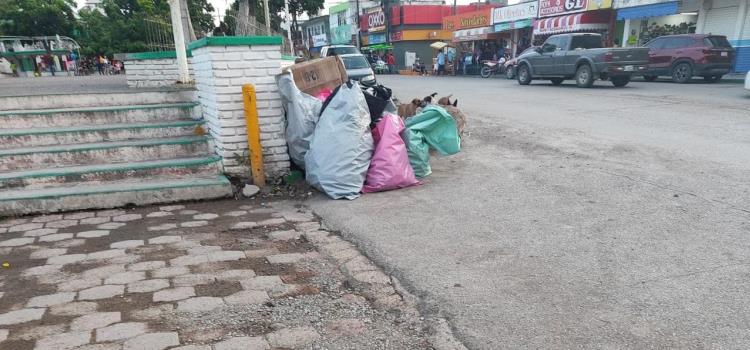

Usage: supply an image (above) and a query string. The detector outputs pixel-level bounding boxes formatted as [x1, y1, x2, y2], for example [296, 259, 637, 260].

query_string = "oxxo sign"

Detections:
[539, 0, 589, 17]
[367, 11, 386, 32]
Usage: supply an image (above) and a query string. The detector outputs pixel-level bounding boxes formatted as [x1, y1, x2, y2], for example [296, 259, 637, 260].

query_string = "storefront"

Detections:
[492, 1, 538, 58]
[697, 0, 750, 72]
[535, 0, 615, 45]
[388, 29, 452, 70]
[615, 0, 698, 47]
[444, 8, 503, 66]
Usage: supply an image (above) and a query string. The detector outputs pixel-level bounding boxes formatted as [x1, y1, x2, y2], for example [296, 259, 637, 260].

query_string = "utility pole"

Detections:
[383, 0, 389, 46]
[168, 0, 190, 84]
[355, 0, 361, 48]
[263, 0, 271, 34]
[285, 0, 294, 56]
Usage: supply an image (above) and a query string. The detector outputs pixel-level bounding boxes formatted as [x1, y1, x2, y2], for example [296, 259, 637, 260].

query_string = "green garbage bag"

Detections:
[402, 105, 461, 178]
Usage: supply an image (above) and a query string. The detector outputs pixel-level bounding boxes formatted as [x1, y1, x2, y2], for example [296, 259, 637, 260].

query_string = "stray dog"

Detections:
[437, 95, 466, 138]
[396, 93, 437, 119]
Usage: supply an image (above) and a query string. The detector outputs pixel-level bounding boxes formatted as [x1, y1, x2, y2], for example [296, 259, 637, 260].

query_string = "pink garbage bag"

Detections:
[315, 88, 333, 101]
[363, 113, 420, 193]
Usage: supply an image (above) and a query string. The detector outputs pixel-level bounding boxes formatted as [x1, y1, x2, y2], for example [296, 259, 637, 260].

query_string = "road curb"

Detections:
[309, 208, 469, 350]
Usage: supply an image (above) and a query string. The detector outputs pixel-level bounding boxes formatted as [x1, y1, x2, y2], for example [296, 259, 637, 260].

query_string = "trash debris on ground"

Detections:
[242, 184, 260, 197]
[305, 81, 374, 200]
[277, 58, 464, 199]
[363, 113, 419, 193]
[402, 105, 461, 178]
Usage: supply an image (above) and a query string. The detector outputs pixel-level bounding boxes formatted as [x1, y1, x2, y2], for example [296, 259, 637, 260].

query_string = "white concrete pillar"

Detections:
[189, 37, 289, 176]
[696, 0, 707, 33]
[168, 0, 190, 84]
[732, 0, 748, 42]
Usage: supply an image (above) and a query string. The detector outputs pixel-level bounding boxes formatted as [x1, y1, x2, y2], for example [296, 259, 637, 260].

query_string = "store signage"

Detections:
[492, 2, 538, 24]
[442, 9, 492, 31]
[494, 18, 533, 32]
[453, 26, 492, 42]
[366, 10, 386, 32]
[312, 34, 328, 47]
[369, 33, 386, 44]
[539, 0, 588, 17]
[613, 0, 666, 8]
[390, 31, 403, 42]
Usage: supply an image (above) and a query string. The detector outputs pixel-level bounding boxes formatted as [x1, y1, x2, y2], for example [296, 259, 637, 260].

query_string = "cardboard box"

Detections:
[283, 56, 348, 96]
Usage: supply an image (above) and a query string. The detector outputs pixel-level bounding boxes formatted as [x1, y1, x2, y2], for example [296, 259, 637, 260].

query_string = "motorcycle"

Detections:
[480, 57, 507, 78]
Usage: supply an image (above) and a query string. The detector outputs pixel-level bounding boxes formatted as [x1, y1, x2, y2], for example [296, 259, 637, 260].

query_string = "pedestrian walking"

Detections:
[44, 54, 56, 76]
[436, 50, 446, 76]
[95, 54, 104, 75]
[386, 52, 396, 74]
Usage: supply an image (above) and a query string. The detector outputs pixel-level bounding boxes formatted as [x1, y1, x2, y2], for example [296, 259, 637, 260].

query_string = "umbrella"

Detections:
[430, 41, 449, 50]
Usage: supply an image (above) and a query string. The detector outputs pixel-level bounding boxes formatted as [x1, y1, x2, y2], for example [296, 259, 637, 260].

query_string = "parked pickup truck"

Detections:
[516, 33, 649, 88]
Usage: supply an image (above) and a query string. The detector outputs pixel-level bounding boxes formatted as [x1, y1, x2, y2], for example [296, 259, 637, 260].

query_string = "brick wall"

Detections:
[124, 57, 195, 88]
[191, 42, 290, 177]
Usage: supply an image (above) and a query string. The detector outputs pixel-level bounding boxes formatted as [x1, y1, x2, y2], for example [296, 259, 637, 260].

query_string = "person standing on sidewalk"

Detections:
[386, 52, 396, 74]
[436, 50, 446, 76]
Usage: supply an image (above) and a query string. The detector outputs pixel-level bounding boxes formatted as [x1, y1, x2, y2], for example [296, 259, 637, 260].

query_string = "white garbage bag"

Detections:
[305, 81, 374, 200]
[277, 72, 322, 169]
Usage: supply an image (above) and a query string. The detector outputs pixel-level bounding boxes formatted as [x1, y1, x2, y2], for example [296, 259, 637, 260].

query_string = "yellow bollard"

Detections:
[242, 84, 266, 187]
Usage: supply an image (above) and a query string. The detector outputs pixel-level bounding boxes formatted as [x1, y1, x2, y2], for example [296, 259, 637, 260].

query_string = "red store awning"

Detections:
[533, 11, 611, 36]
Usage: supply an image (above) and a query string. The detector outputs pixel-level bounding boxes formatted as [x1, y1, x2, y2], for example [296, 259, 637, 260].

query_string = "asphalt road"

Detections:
[309, 76, 750, 349]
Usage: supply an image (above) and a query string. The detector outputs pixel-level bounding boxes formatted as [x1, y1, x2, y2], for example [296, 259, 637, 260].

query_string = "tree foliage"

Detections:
[0, 0, 78, 37]
[227, 0, 322, 37]
[0, 0, 215, 55]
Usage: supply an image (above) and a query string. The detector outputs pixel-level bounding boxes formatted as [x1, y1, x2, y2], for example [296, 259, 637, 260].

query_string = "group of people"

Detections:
[368, 51, 397, 74]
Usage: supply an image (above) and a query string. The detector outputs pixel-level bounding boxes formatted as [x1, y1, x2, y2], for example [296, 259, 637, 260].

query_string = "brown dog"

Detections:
[397, 93, 437, 119]
[437, 95, 466, 138]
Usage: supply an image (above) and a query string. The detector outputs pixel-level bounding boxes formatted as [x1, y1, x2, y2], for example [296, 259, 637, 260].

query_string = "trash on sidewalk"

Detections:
[305, 81, 374, 200]
[402, 105, 461, 178]
[277, 73, 322, 169]
[277, 57, 462, 199]
[363, 113, 419, 193]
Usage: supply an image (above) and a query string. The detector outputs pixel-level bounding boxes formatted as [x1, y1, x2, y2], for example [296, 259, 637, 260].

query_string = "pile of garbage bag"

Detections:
[279, 64, 463, 200]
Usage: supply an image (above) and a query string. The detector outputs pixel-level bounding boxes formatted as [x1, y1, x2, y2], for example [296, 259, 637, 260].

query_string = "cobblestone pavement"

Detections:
[0, 198, 435, 350]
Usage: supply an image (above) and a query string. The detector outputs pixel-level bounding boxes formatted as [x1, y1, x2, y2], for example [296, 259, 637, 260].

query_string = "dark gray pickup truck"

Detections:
[516, 33, 649, 88]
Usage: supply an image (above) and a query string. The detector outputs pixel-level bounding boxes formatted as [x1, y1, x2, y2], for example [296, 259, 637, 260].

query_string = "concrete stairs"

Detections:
[0, 89, 233, 216]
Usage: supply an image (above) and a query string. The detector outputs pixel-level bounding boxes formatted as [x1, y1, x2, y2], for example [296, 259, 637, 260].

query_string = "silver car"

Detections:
[339, 54, 377, 86]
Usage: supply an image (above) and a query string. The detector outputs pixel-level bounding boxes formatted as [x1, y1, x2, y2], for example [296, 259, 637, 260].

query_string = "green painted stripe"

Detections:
[0, 120, 204, 137]
[123, 50, 193, 60]
[0, 49, 69, 57]
[188, 36, 283, 50]
[0, 156, 222, 181]
[0, 102, 199, 117]
[0, 136, 210, 157]
[0, 176, 231, 201]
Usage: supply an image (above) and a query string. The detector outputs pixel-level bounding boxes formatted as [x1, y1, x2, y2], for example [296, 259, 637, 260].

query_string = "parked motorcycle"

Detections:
[480, 58, 506, 78]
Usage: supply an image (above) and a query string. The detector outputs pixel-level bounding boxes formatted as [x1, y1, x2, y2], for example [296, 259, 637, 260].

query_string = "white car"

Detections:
[745, 72, 750, 92]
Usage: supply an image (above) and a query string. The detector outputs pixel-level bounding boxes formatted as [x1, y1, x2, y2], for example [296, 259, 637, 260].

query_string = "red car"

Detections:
[642, 34, 735, 83]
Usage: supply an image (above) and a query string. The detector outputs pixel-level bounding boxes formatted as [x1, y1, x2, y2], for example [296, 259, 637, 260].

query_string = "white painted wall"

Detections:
[191, 44, 289, 176]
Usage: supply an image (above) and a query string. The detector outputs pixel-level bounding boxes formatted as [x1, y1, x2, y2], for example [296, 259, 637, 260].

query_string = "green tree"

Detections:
[0, 0, 78, 37]
[229, 0, 321, 37]
[75, 0, 215, 55]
